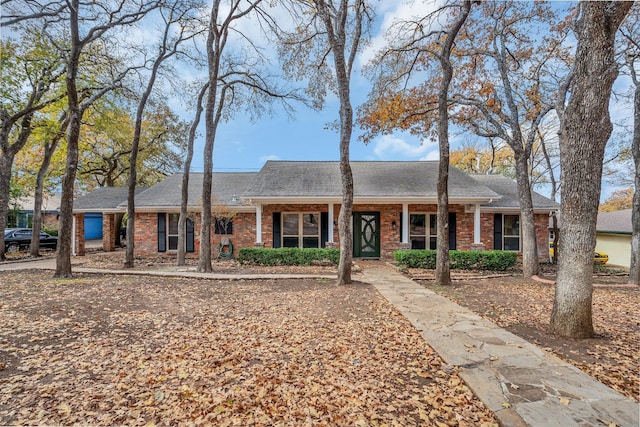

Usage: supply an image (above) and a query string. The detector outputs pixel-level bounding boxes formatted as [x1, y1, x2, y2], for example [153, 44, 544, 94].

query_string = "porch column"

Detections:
[402, 203, 409, 244]
[255, 203, 263, 246]
[474, 203, 481, 244]
[328, 203, 334, 242]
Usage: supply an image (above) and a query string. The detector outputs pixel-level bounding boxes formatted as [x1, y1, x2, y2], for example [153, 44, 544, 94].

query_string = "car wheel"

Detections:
[6, 243, 20, 253]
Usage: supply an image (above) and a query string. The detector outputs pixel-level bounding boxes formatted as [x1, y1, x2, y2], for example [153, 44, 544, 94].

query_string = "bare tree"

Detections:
[177, 82, 208, 266]
[198, 0, 301, 272]
[124, 1, 201, 268]
[550, 1, 632, 338]
[278, 0, 373, 284]
[433, 2, 472, 285]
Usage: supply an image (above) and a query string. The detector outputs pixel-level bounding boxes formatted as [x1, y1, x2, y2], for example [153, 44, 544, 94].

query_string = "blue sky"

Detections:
[182, 0, 633, 202]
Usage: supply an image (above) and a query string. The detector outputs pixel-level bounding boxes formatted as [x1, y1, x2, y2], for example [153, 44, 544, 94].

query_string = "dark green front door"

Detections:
[353, 212, 380, 258]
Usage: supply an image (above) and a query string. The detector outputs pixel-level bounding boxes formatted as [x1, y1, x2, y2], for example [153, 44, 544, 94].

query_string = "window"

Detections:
[214, 217, 233, 234]
[503, 215, 520, 251]
[282, 213, 320, 248]
[158, 213, 194, 252]
[410, 214, 437, 250]
[167, 213, 179, 250]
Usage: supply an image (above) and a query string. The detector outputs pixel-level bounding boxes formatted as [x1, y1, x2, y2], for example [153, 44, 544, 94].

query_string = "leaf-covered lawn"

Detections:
[0, 271, 497, 426]
[416, 276, 639, 402]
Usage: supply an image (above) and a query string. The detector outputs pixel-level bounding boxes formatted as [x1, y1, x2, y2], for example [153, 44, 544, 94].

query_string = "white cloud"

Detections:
[260, 154, 281, 163]
[372, 134, 437, 160]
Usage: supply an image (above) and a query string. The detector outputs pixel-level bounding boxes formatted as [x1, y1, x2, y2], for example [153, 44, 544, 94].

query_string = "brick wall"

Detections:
[73, 213, 85, 256]
[133, 206, 552, 261]
[102, 213, 115, 252]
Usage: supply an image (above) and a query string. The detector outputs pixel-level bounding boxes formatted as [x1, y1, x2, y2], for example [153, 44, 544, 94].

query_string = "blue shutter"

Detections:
[158, 213, 166, 252]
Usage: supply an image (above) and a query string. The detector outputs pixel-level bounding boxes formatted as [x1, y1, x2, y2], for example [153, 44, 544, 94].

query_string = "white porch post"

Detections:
[255, 204, 262, 244]
[402, 203, 409, 244]
[474, 203, 481, 244]
[328, 203, 334, 242]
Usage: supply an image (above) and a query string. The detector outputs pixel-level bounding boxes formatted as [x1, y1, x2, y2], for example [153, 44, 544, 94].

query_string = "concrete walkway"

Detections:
[2, 258, 638, 426]
[362, 268, 639, 427]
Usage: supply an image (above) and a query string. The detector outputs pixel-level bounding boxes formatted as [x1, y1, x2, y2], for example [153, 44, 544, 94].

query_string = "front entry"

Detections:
[353, 212, 380, 258]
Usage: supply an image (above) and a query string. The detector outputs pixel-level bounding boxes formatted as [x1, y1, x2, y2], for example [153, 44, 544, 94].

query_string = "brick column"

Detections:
[102, 213, 115, 252]
[74, 213, 85, 256]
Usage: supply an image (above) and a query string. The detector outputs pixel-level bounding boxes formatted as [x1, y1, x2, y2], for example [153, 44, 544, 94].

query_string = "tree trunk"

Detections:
[435, 1, 471, 286]
[55, 0, 82, 278]
[513, 149, 539, 278]
[0, 153, 15, 260]
[30, 128, 63, 257]
[198, 1, 223, 273]
[550, 1, 631, 337]
[630, 75, 639, 285]
[178, 83, 207, 266]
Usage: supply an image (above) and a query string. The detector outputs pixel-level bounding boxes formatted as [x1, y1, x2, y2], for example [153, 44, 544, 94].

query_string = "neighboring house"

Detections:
[8, 194, 61, 230]
[71, 161, 558, 260]
[595, 209, 632, 268]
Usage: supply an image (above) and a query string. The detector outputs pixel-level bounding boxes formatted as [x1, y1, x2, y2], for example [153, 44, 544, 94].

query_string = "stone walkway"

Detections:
[362, 268, 639, 427]
[1, 258, 638, 426]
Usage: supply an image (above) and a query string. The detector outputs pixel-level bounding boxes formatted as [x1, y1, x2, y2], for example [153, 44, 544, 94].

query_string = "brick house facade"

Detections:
[72, 161, 558, 261]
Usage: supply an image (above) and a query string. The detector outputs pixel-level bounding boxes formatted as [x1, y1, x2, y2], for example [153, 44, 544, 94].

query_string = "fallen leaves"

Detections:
[0, 271, 498, 426]
[418, 276, 639, 402]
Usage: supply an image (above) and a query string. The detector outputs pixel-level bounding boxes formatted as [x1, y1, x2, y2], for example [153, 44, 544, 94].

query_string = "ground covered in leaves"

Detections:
[0, 271, 497, 426]
[410, 273, 639, 402]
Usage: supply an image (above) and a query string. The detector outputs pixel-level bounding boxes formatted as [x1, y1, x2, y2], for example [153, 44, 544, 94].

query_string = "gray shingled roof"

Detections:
[130, 172, 256, 208]
[246, 161, 501, 200]
[596, 209, 632, 234]
[73, 187, 146, 211]
[470, 174, 559, 210]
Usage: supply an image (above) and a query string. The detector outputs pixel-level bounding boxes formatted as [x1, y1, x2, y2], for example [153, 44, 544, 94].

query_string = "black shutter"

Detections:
[494, 213, 503, 250]
[399, 212, 403, 242]
[321, 212, 328, 248]
[158, 213, 166, 252]
[449, 212, 457, 250]
[273, 212, 281, 248]
[186, 218, 194, 253]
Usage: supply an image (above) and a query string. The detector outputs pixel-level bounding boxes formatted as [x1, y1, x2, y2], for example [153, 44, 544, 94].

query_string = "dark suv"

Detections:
[3, 228, 58, 253]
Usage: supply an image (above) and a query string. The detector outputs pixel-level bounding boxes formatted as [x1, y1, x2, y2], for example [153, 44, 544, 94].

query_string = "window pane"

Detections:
[303, 237, 319, 248]
[410, 214, 425, 236]
[283, 237, 299, 247]
[283, 214, 299, 235]
[504, 236, 520, 251]
[168, 213, 179, 234]
[411, 237, 426, 250]
[168, 236, 178, 250]
[503, 215, 520, 236]
[429, 214, 437, 236]
[302, 214, 319, 235]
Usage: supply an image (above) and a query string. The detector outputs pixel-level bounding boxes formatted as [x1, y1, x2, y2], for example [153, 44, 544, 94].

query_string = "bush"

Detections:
[238, 247, 340, 266]
[394, 250, 517, 271]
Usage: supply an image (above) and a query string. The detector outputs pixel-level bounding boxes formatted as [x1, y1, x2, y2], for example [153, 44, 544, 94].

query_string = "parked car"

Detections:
[3, 228, 58, 253]
[549, 243, 608, 264]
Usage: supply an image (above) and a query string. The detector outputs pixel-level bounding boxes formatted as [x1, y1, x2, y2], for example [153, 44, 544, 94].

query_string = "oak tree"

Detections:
[550, 1, 632, 338]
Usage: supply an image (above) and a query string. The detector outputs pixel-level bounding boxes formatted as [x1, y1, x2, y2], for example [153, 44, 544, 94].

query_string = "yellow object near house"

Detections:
[548, 243, 609, 265]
